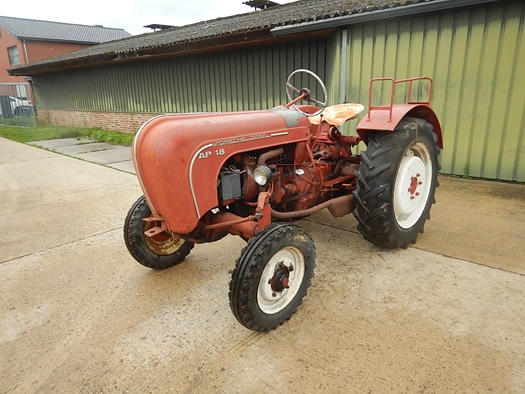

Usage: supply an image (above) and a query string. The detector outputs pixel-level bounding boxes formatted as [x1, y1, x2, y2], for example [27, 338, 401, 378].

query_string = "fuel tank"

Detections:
[132, 107, 312, 234]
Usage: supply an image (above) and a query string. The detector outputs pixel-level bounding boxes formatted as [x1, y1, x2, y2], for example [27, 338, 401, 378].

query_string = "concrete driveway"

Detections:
[1, 137, 524, 393]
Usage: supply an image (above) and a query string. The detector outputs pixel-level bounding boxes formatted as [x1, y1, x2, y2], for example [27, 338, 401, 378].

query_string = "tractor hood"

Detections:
[132, 107, 312, 234]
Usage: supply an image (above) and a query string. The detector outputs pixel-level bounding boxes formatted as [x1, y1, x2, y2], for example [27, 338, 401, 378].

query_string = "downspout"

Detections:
[339, 29, 348, 134]
[22, 40, 29, 63]
[340, 29, 348, 105]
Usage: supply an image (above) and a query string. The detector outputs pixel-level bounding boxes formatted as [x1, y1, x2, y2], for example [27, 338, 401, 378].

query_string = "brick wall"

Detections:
[38, 109, 158, 133]
[0, 26, 26, 83]
[24, 41, 91, 64]
[1, 29, 94, 84]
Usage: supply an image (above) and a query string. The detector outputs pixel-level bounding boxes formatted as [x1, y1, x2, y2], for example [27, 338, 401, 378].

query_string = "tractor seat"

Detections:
[309, 103, 364, 126]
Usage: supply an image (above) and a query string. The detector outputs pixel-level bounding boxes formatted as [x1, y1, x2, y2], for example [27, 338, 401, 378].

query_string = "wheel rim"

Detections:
[393, 142, 433, 229]
[143, 221, 185, 255]
[257, 246, 306, 314]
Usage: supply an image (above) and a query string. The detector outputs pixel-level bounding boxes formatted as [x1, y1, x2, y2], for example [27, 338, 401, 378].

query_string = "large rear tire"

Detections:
[124, 196, 194, 269]
[229, 223, 315, 332]
[353, 117, 441, 248]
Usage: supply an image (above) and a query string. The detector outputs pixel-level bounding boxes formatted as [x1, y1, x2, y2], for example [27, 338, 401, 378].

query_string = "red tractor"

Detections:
[124, 69, 442, 332]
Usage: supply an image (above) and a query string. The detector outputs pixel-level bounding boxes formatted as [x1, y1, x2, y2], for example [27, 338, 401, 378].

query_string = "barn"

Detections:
[8, 0, 525, 181]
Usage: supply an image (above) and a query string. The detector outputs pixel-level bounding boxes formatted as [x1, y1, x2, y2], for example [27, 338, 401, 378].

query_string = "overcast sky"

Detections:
[2, 0, 298, 35]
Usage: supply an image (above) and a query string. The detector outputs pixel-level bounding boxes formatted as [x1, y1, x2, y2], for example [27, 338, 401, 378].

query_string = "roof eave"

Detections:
[271, 0, 500, 36]
[7, 29, 281, 76]
[15, 36, 102, 45]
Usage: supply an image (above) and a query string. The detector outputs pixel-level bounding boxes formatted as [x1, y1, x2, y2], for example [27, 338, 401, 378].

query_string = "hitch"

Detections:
[143, 216, 168, 237]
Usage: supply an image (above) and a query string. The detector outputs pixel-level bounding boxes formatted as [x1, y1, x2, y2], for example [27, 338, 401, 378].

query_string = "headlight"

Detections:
[253, 165, 273, 186]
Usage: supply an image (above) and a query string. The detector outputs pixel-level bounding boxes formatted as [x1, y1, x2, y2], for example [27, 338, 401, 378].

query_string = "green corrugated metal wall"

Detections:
[34, 38, 326, 114]
[327, 1, 525, 181]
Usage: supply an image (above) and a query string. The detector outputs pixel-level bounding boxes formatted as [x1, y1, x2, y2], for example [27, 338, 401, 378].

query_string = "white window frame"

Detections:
[8, 46, 20, 66]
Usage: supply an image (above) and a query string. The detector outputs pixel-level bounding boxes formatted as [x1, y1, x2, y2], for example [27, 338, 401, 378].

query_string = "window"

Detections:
[8, 46, 20, 65]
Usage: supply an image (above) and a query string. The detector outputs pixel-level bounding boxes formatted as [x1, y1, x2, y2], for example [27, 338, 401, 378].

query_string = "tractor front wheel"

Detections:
[124, 196, 194, 269]
[353, 117, 441, 248]
[229, 223, 315, 332]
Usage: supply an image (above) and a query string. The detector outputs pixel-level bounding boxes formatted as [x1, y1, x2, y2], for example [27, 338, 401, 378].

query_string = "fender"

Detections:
[133, 109, 311, 234]
[356, 104, 443, 149]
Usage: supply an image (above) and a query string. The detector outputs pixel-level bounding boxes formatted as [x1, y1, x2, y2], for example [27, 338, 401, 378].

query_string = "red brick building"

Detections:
[0, 15, 130, 83]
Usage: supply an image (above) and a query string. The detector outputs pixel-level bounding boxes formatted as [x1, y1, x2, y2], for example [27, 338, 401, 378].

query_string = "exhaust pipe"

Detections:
[271, 195, 355, 219]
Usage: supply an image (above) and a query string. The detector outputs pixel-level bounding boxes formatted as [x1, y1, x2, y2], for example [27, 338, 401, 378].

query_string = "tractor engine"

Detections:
[311, 124, 361, 181]
[218, 123, 361, 215]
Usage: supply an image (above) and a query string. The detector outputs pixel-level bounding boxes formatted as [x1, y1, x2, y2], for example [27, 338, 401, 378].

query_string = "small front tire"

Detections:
[124, 196, 194, 269]
[229, 223, 315, 332]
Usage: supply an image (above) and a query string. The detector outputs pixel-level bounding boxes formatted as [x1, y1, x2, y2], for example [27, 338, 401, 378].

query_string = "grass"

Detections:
[0, 124, 134, 146]
[0, 115, 36, 128]
[87, 128, 135, 146]
[462, 163, 472, 180]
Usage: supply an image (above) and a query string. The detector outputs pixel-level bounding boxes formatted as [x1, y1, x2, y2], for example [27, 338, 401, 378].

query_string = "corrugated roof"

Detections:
[9, 0, 490, 75]
[0, 15, 131, 44]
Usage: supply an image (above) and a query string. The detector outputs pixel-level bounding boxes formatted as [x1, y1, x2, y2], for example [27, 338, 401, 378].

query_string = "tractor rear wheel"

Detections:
[124, 196, 194, 269]
[229, 223, 315, 332]
[353, 117, 441, 248]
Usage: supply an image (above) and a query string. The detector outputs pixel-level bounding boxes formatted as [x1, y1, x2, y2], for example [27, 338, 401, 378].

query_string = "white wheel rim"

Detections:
[393, 142, 433, 229]
[257, 246, 306, 314]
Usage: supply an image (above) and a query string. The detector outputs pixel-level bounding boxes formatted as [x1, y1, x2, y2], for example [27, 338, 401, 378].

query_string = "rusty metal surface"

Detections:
[355, 77, 443, 148]
[356, 104, 443, 148]
[133, 109, 311, 234]
[365, 77, 433, 121]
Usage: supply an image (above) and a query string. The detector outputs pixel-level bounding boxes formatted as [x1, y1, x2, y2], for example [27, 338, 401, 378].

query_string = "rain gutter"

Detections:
[270, 0, 499, 36]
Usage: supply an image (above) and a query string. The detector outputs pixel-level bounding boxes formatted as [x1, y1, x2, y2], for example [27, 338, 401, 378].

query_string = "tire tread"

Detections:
[352, 117, 441, 249]
[229, 223, 315, 332]
[123, 196, 194, 269]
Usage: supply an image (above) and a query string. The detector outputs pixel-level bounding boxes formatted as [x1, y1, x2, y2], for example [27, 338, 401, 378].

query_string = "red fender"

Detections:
[356, 104, 443, 149]
[132, 109, 311, 234]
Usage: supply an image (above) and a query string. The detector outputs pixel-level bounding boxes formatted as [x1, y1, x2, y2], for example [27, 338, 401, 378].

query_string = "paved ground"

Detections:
[28, 138, 135, 173]
[1, 137, 524, 393]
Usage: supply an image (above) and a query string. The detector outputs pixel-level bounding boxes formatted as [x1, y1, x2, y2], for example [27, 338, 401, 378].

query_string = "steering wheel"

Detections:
[286, 69, 328, 116]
